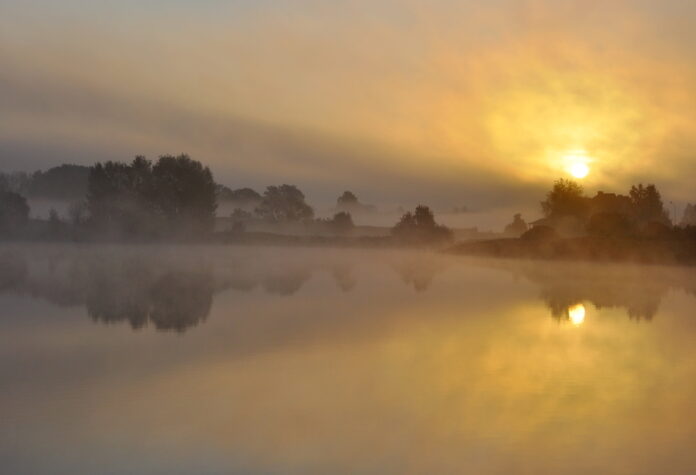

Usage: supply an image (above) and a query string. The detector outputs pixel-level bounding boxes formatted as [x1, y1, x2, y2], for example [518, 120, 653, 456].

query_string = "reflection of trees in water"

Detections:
[391, 256, 448, 292]
[218, 261, 356, 295]
[262, 268, 312, 296]
[0, 250, 368, 333]
[0, 251, 27, 291]
[331, 264, 356, 292]
[541, 283, 661, 322]
[509, 262, 690, 322]
[86, 261, 213, 332]
[0, 251, 213, 332]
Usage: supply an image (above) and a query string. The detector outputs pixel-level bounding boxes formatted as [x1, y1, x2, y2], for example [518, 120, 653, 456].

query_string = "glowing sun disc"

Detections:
[569, 162, 590, 179]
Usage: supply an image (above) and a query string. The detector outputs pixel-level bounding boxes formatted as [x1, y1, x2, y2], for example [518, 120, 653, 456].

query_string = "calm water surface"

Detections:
[1, 244, 695, 474]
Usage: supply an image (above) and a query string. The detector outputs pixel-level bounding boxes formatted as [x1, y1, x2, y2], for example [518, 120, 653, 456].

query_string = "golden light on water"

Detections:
[568, 303, 586, 326]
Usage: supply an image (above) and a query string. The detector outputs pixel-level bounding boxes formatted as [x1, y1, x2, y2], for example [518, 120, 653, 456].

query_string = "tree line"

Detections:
[0, 154, 452, 243]
[500, 178, 696, 241]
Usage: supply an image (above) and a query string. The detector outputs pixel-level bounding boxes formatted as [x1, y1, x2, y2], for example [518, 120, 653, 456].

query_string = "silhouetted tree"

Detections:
[0, 172, 31, 195]
[587, 212, 635, 238]
[29, 164, 89, 200]
[504, 213, 528, 237]
[335, 190, 376, 214]
[337, 191, 358, 206]
[230, 208, 253, 222]
[255, 184, 314, 222]
[521, 225, 557, 242]
[589, 191, 633, 216]
[68, 200, 89, 226]
[681, 204, 696, 227]
[151, 154, 217, 234]
[541, 179, 588, 219]
[47, 208, 65, 238]
[217, 186, 261, 205]
[629, 184, 670, 226]
[87, 158, 153, 237]
[392, 205, 452, 244]
[0, 191, 30, 236]
[87, 154, 216, 238]
[330, 211, 354, 234]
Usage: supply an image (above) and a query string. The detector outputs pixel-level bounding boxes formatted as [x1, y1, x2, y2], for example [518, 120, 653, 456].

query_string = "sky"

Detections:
[1, 0, 696, 216]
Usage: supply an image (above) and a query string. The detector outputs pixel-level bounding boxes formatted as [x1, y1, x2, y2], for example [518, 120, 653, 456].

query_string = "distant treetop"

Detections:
[217, 186, 262, 203]
[255, 184, 314, 222]
[335, 190, 376, 214]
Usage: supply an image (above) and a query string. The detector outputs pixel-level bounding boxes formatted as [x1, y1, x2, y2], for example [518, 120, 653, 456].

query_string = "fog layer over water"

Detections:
[1, 245, 695, 474]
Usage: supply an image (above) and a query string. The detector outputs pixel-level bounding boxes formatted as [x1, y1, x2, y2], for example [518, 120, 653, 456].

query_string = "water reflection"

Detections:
[567, 303, 586, 325]
[2, 246, 696, 474]
[86, 263, 213, 332]
[2, 246, 696, 332]
[498, 260, 690, 322]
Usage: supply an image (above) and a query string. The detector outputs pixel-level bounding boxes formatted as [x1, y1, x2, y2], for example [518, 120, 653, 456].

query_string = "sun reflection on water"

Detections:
[568, 303, 586, 326]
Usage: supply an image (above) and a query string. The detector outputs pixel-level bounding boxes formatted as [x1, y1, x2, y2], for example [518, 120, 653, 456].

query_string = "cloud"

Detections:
[2, 0, 696, 209]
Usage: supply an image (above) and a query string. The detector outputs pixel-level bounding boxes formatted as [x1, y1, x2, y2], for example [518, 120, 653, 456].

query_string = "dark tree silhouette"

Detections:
[68, 200, 89, 226]
[337, 191, 358, 206]
[28, 164, 89, 200]
[541, 179, 588, 219]
[87, 158, 154, 237]
[521, 225, 558, 242]
[328, 211, 354, 234]
[255, 184, 314, 222]
[629, 184, 670, 226]
[0, 171, 31, 195]
[589, 191, 633, 216]
[151, 155, 217, 234]
[47, 208, 65, 238]
[681, 204, 696, 227]
[504, 213, 528, 237]
[587, 212, 635, 238]
[336, 190, 376, 214]
[217, 186, 262, 204]
[87, 154, 216, 238]
[392, 205, 452, 243]
[0, 191, 30, 236]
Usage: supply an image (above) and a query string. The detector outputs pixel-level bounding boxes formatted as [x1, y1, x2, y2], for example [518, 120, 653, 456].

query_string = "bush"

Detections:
[587, 212, 635, 238]
[521, 225, 558, 242]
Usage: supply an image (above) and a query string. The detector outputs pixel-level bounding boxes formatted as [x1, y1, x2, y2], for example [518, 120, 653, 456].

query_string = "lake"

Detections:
[1, 244, 695, 474]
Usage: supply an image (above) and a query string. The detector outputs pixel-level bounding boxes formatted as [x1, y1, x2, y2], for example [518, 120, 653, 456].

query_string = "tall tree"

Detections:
[151, 155, 217, 234]
[87, 155, 217, 238]
[29, 164, 89, 200]
[541, 179, 588, 219]
[392, 205, 452, 243]
[504, 213, 528, 237]
[629, 184, 670, 225]
[0, 191, 30, 235]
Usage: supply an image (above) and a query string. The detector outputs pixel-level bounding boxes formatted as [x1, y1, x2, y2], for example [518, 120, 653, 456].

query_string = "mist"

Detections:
[3, 1, 696, 473]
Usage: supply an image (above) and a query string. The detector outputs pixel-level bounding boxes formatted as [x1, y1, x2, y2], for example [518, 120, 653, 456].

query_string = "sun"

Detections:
[569, 162, 590, 179]
[564, 150, 591, 179]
